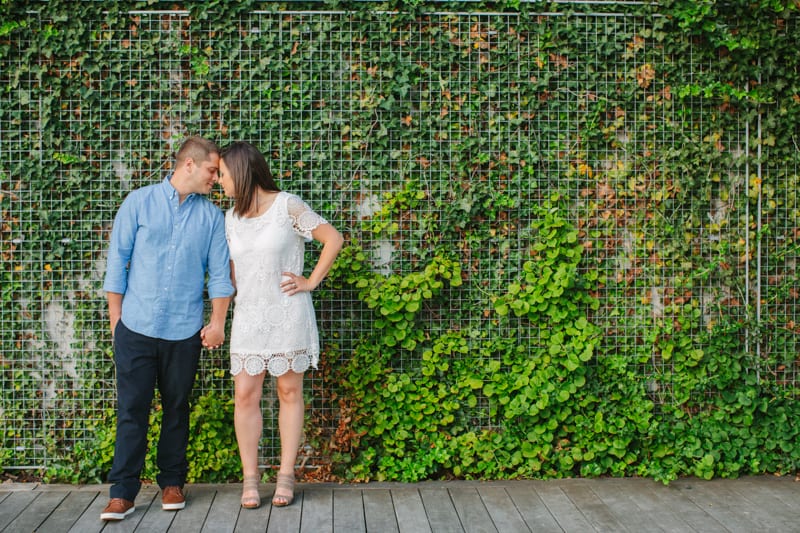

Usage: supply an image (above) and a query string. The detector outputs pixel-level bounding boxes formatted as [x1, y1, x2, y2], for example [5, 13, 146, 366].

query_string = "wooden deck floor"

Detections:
[0, 476, 797, 532]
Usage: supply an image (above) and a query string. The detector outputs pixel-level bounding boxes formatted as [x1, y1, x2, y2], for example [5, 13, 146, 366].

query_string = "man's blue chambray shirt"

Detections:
[103, 176, 235, 341]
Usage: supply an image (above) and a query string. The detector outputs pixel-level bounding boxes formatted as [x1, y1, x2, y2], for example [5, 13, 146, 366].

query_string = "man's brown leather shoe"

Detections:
[161, 485, 186, 510]
[100, 498, 135, 521]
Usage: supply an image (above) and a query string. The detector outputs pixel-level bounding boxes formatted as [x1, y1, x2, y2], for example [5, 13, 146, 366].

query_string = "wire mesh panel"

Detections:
[2, 15, 49, 469]
[1, 6, 797, 475]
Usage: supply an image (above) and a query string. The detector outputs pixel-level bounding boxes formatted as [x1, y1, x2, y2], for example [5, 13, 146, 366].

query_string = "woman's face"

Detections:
[218, 158, 236, 198]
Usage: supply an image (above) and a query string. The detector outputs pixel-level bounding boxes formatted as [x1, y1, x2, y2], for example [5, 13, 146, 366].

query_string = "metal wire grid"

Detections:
[1, 18, 48, 468]
[2, 8, 797, 471]
[675, 54, 756, 408]
[750, 15, 800, 390]
[527, 13, 663, 372]
[592, 13, 680, 399]
[759, 143, 800, 391]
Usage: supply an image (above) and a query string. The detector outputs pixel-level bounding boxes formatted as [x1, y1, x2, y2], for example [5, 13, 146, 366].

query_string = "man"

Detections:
[100, 136, 235, 521]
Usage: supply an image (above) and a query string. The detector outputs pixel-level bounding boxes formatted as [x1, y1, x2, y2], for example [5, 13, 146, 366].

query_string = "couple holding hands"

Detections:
[101, 136, 343, 521]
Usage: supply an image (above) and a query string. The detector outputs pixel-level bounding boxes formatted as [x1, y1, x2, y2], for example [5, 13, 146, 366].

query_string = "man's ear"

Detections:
[181, 157, 195, 173]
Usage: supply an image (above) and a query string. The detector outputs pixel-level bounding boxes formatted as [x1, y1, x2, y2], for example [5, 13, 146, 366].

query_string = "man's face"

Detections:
[187, 152, 220, 195]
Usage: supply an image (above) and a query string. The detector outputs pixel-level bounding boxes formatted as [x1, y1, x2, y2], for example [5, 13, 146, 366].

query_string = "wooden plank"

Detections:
[0, 491, 66, 532]
[233, 493, 273, 533]
[586, 478, 667, 533]
[392, 487, 432, 533]
[732, 476, 800, 511]
[122, 488, 173, 533]
[505, 482, 562, 532]
[0, 482, 39, 492]
[266, 489, 303, 533]
[638, 481, 725, 533]
[558, 480, 625, 532]
[0, 490, 39, 531]
[202, 485, 242, 533]
[67, 489, 109, 533]
[333, 488, 366, 533]
[478, 486, 532, 533]
[419, 488, 462, 533]
[600, 479, 692, 533]
[672, 479, 772, 533]
[36, 490, 99, 533]
[534, 481, 595, 532]
[449, 487, 498, 533]
[300, 486, 333, 533]
[167, 484, 216, 533]
[724, 479, 797, 532]
[362, 489, 399, 533]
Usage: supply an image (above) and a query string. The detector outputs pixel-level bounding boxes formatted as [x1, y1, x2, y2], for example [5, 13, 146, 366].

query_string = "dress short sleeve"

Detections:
[286, 194, 328, 241]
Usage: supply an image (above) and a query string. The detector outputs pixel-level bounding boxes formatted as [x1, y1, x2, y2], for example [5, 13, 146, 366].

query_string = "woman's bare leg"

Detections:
[273, 371, 304, 504]
[234, 371, 266, 479]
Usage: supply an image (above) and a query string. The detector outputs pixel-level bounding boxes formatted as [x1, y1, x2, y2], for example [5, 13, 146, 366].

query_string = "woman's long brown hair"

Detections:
[220, 141, 280, 217]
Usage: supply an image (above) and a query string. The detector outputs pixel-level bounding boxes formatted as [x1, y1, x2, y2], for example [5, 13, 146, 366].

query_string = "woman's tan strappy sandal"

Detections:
[271, 473, 295, 507]
[241, 475, 261, 509]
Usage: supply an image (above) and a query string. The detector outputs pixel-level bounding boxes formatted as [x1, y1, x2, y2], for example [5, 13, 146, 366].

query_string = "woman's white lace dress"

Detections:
[225, 191, 327, 377]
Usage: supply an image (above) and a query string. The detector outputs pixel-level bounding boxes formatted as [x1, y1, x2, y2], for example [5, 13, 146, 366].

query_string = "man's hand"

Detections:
[201, 322, 225, 349]
[106, 292, 123, 338]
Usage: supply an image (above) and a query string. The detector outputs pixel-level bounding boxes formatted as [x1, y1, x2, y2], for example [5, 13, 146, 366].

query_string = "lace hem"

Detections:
[231, 350, 315, 377]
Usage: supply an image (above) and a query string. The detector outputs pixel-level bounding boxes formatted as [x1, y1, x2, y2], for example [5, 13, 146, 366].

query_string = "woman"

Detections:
[218, 141, 343, 508]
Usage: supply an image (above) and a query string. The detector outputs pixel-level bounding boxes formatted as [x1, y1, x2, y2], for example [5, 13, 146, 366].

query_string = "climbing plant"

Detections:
[1, 1, 798, 483]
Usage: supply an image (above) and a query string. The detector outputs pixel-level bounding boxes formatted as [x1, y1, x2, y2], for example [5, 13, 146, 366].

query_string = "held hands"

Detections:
[280, 272, 313, 296]
[201, 322, 225, 350]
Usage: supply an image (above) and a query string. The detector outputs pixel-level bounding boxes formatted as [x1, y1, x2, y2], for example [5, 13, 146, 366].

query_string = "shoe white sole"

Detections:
[162, 501, 186, 510]
[100, 506, 135, 520]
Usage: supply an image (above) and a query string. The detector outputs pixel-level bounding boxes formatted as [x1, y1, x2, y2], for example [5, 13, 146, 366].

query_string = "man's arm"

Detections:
[201, 296, 231, 349]
[201, 210, 235, 349]
[104, 193, 137, 337]
[107, 292, 123, 335]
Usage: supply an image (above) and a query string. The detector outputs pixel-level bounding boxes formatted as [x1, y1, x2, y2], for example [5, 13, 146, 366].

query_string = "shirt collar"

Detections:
[163, 175, 196, 202]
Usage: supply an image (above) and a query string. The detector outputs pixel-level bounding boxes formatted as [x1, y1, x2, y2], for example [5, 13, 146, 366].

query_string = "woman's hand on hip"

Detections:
[281, 272, 312, 295]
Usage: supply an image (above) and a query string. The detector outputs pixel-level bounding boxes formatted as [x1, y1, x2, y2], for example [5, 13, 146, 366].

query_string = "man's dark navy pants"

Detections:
[107, 321, 202, 501]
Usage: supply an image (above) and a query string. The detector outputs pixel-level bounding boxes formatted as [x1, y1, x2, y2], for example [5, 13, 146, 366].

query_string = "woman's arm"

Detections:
[281, 223, 343, 295]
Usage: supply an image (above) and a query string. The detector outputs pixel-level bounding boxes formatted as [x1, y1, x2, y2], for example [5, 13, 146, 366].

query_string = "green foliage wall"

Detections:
[1, 1, 798, 483]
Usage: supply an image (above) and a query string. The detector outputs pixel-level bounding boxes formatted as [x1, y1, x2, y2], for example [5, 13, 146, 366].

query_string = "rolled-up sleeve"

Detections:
[103, 194, 137, 295]
[206, 209, 235, 299]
